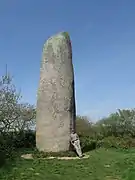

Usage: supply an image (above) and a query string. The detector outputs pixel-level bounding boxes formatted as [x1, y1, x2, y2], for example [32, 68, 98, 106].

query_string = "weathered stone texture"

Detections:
[36, 32, 76, 152]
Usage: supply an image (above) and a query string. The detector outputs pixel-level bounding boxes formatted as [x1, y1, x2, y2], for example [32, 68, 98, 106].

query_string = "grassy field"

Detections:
[0, 148, 135, 180]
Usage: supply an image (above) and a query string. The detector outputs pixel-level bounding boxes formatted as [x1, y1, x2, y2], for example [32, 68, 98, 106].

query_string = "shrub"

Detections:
[0, 136, 6, 167]
[12, 130, 36, 149]
[80, 136, 97, 153]
[76, 116, 95, 137]
[0, 150, 5, 167]
[0, 133, 16, 159]
[97, 136, 135, 149]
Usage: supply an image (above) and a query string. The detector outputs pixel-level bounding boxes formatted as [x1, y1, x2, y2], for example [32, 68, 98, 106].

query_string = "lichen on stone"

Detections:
[62, 32, 70, 40]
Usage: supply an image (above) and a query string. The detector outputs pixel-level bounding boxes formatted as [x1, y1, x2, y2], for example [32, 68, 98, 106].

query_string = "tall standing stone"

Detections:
[36, 32, 76, 152]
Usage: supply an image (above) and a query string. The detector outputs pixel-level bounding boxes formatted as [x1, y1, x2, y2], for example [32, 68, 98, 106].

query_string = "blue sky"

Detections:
[0, 0, 135, 121]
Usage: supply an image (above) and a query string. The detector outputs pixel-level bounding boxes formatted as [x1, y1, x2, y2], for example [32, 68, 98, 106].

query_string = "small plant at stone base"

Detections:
[32, 148, 77, 158]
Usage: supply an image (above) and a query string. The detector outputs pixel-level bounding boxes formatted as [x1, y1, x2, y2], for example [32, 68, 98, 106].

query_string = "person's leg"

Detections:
[74, 140, 83, 157]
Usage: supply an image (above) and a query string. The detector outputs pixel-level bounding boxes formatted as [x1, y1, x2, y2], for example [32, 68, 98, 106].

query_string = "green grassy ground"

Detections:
[0, 148, 135, 180]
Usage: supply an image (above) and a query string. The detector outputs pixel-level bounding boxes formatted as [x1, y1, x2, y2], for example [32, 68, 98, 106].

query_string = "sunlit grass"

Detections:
[0, 148, 135, 180]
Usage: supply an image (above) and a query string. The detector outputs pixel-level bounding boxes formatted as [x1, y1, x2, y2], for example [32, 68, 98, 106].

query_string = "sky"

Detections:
[0, 0, 135, 121]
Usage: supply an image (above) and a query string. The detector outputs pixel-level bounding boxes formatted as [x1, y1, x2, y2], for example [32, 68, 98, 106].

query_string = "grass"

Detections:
[1, 148, 135, 180]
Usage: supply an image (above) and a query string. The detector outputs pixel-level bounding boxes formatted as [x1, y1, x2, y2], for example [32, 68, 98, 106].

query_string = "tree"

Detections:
[0, 70, 36, 159]
[0, 71, 36, 134]
[96, 109, 135, 138]
[76, 116, 95, 137]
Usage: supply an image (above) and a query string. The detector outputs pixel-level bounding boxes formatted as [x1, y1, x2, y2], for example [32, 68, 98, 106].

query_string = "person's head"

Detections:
[71, 129, 75, 134]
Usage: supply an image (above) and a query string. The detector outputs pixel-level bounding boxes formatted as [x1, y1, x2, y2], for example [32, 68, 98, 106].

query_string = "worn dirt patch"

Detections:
[21, 154, 89, 160]
[21, 154, 33, 159]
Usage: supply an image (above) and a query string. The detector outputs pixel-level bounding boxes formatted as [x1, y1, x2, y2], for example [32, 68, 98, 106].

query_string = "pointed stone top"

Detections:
[61, 32, 70, 39]
[43, 32, 71, 52]
[47, 31, 70, 42]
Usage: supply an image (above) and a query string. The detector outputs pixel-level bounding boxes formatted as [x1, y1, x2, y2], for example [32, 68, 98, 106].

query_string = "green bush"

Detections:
[97, 136, 135, 149]
[80, 136, 97, 153]
[12, 131, 36, 149]
[0, 134, 15, 158]
[0, 150, 5, 168]
[0, 136, 6, 167]
[76, 116, 95, 137]
[79, 135, 135, 152]
[0, 130, 35, 164]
